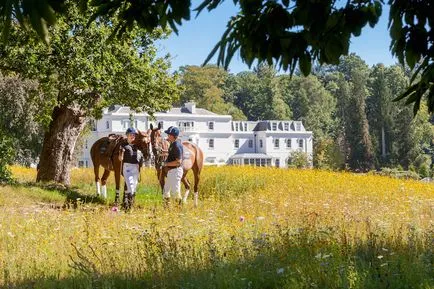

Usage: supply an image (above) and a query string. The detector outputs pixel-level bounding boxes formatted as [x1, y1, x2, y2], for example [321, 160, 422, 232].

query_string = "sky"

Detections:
[156, 2, 397, 74]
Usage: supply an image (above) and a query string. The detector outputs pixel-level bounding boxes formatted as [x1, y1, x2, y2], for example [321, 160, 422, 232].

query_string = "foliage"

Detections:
[0, 130, 14, 183]
[1, 166, 433, 288]
[287, 151, 310, 169]
[0, 73, 44, 165]
[1, 1, 432, 115]
[178, 65, 246, 120]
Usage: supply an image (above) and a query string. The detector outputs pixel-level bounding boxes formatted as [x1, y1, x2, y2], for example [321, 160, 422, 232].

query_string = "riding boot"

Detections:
[129, 193, 135, 208]
[163, 197, 170, 209]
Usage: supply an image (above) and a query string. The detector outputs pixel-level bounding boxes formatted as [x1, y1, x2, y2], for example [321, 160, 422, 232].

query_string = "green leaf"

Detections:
[299, 52, 311, 77]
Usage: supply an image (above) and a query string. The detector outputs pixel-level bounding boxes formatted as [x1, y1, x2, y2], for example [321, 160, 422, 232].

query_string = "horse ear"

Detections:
[137, 129, 142, 135]
[150, 123, 153, 130]
[157, 122, 161, 130]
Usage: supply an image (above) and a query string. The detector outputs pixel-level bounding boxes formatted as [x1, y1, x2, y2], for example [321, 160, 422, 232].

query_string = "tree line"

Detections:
[177, 56, 434, 176]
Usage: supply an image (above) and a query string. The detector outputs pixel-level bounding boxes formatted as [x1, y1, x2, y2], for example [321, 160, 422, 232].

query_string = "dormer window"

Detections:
[284, 122, 289, 131]
[244, 123, 247, 131]
[296, 122, 301, 131]
[272, 122, 277, 131]
[248, 139, 253, 148]
[234, 139, 239, 148]
[235, 123, 239, 131]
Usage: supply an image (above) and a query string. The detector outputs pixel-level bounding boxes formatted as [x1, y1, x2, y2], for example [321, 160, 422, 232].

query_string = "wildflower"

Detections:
[240, 216, 245, 222]
[111, 206, 119, 212]
[277, 268, 284, 274]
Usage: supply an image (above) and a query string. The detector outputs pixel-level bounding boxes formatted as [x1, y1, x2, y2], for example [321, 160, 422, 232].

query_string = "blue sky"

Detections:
[156, 2, 397, 74]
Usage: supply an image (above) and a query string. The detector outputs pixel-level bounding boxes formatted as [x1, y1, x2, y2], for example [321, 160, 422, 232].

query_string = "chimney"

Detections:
[185, 101, 196, 113]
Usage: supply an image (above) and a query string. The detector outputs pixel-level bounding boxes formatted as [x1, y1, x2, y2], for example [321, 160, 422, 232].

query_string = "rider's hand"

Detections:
[161, 161, 166, 168]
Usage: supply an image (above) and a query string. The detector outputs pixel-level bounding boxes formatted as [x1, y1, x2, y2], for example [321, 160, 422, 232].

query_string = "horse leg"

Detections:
[101, 169, 110, 199]
[192, 167, 201, 207]
[114, 164, 122, 205]
[94, 165, 101, 196]
[181, 172, 191, 203]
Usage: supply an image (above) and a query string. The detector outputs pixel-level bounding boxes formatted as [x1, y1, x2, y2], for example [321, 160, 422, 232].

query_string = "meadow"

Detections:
[0, 166, 433, 289]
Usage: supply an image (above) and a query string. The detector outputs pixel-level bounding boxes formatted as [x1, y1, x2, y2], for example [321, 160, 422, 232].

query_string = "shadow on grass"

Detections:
[14, 181, 106, 208]
[5, 238, 433, 289]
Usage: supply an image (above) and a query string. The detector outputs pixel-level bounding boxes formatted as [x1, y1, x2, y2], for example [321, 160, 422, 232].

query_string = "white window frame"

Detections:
[259, 139, 263, 148]
[274, 138, 280, 148]
[208, 121, 214, 131]
[244, 123, 248, 131]
[284, 122, 289, 131]
[272, 122, 277, 131]
[106, 121, 110, 129]
[235, 123, 239, 131]
[298, 139, 303, 148]
[234, 139, 239, 149]
[209, 138, 214, 149]
[286, 138, 291, 148]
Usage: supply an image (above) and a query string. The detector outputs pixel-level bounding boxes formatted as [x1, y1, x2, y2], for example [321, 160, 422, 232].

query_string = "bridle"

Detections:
[133, 131, 152, 161]
[150, 129, 169, 170]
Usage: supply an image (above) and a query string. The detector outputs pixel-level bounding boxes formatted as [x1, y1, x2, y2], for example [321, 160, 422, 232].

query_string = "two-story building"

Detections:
[78, 102, 313, 168]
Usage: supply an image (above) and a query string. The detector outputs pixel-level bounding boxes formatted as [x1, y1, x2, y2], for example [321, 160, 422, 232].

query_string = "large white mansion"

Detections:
[78, 102, 313, 168]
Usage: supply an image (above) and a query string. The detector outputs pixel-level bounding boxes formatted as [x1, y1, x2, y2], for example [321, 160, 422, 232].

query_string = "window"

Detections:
[260, 159, 266, 166]
[178, 121, 194, 132]
[272, 122, 277, 131]
[296, 122, 301, 131]
[249, 159, 254, 165]
[85, 160, 88, 168]
[244, 159, 249, 165]
[208, 121, 214, 130]
[244, 123, 248, 131]
[85, 140, 88, 149]
[286, 139, 292, 148]
[159, 121, 164, 129]
[266, 159, 271, 166]
[78, 161, 84, 168]
[259, 139, 263, 148]
[106, 121, 110, 129]
[123, 120, 130, 129]
[275, 159, 280, 168]
[89, 119, 97, 131]
[135, 120, 138, 128]
[235, 123, 239, 131]
[209, 139, 214, 149]
[284, 122, 289, 131]
[274, 138, 279, 148]
[298, 139, 303, 148]
[248, 139, 253, 148]
[234, 139, 239, 148]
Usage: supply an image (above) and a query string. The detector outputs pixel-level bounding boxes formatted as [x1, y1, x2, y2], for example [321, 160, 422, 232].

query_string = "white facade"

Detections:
[78, 102, 313, 168]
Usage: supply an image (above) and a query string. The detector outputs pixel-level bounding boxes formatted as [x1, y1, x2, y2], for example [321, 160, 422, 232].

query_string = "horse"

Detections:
[90, 129, 151, 205]
[149, 123, 204, 206]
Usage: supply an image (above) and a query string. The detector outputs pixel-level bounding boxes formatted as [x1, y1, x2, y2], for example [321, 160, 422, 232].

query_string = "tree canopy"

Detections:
[0, 0, 432, 114]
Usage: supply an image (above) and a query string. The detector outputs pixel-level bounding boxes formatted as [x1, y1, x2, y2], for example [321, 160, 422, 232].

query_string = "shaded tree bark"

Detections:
[36, 104, 87, 185]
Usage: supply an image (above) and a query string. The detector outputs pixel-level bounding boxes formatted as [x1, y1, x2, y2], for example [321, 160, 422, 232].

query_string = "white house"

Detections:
[78, 102, 313, 168]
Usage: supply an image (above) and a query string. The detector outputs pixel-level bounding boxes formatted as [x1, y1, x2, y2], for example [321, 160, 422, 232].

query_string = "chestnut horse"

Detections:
[90, 130, 151, 204]
[149, 123, 204, 206]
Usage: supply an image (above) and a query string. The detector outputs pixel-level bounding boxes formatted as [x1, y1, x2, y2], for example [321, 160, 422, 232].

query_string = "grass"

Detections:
[0, 166, 433, 288]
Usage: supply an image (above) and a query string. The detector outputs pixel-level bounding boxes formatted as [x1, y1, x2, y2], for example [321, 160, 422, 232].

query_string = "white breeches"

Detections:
[163, 167, 183, 199]
[123, 163, 139, 195]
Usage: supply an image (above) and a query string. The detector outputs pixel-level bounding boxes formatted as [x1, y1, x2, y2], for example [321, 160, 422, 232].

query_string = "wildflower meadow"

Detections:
[0, 166, 433, 288]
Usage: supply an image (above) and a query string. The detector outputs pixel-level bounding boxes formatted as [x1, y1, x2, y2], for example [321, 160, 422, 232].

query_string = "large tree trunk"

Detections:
[36, 104, 87, 185]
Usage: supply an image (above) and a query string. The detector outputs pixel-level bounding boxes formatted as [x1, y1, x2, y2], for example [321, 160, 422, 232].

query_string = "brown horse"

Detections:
[149, 123, 204, 206]
[90, 130, 151, 205]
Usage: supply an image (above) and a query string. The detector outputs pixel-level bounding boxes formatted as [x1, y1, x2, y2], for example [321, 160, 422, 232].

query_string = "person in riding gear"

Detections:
[161, 126, 183, 206]
[121, 127, 143, 209]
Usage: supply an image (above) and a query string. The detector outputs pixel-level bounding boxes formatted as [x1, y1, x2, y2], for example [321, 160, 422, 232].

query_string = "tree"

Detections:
[1, 1, 432, 115]
[337, 55, 374, 171]
[0, 73, 44, 166]
[0, 2, 179, 185]
[178, 65, 246, 119]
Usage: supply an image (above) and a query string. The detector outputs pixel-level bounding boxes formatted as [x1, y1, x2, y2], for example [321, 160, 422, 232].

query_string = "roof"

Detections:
[230, 153, 272, 159]
[160, 107, 217, 115]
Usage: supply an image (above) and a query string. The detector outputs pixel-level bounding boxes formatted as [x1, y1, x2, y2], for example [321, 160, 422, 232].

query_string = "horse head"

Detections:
[133, 129, 151, 161]
[149, 123, 169, 168]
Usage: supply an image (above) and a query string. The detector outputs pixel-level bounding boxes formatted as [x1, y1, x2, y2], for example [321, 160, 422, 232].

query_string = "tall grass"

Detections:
[1, 166, 433, 288]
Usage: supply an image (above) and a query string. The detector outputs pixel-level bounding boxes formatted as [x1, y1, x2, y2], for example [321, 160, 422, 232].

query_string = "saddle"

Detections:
[101, 134, 124, 170]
